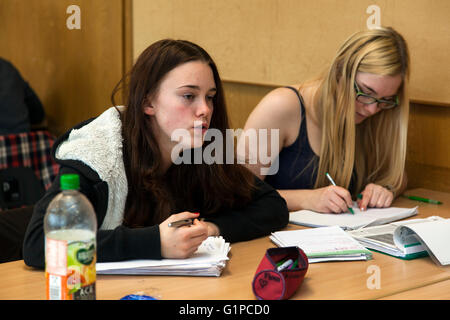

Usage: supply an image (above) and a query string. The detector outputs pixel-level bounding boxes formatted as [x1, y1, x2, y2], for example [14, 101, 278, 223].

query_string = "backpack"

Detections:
[0, 167, 45, 210]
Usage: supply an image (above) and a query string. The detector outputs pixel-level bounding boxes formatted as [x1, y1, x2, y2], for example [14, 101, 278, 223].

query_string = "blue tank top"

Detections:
[265, 86, 319, 190]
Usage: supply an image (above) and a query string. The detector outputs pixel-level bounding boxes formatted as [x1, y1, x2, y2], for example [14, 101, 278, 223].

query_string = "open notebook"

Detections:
[393, 217, 450, 266]
[96, 236, 230, 277]
[289, 205, 418, 230]
[348, 216, 450, 266]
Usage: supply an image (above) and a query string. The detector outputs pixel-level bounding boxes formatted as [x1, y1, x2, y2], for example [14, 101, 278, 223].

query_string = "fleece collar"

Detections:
[55, 106, 128, 230]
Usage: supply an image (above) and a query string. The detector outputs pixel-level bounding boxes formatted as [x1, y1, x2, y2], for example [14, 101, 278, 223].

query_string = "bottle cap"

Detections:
[60, 174, 80, 190]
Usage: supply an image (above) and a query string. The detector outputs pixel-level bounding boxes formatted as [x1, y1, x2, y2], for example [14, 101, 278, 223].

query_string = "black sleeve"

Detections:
[204, 177, 289, 243]
[23, 165, 163, 269]
[23, 81, 45, 125]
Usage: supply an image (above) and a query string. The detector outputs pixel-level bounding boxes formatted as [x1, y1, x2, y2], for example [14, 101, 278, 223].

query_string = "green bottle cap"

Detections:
[60, 174, 80, 190]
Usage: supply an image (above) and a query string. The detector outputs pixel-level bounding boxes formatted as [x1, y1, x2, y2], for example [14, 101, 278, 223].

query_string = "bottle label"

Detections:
[46, 235, 96, 300]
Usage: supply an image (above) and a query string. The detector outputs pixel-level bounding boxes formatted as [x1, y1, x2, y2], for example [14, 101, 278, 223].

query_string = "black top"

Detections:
[265, 86, 319, 190]
[0, 58, 45, 134]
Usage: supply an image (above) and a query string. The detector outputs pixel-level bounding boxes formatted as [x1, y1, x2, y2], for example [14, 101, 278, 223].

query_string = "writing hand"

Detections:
[310, 186, 353, 214]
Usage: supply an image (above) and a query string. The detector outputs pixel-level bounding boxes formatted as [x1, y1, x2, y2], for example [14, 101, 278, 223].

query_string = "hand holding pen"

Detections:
[159, 212, 208, 259]
[325, 173, 355, 214]
[305, 173, 353, 214]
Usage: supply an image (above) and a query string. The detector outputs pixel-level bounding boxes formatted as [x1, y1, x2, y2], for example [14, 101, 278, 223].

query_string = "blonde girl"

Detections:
[242, 27, 410, 213]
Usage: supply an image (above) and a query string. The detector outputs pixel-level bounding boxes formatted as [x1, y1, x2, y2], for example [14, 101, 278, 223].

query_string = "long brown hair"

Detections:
[112, 39, 255, 227]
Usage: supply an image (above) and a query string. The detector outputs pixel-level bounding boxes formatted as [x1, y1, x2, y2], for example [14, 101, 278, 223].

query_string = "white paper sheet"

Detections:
[96, 236, 230, 277]
[289, 205, 418, 230]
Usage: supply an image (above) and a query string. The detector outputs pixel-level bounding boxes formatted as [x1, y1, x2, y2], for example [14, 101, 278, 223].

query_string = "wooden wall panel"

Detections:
[0, 0, 125, 135]
[406, 103, 450, 192]
[133, 0, 450, 106]
[405, 162, 450, 193]
[407, 103, 450, 169]
[223, 81, 274, 129]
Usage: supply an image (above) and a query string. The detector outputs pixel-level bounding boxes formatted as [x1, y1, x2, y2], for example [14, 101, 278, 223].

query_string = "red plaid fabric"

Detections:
[0, 130, 59, 190]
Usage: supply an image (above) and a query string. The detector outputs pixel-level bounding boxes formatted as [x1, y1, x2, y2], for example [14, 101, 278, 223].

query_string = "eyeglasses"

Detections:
[354, 82, 399, 110]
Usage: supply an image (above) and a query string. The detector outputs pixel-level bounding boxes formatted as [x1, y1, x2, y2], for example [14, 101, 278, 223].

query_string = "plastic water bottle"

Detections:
[44, 173, 97, 300]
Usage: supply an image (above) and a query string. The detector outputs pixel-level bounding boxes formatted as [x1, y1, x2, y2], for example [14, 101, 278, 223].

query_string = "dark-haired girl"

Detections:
[23, 39, 288, 268]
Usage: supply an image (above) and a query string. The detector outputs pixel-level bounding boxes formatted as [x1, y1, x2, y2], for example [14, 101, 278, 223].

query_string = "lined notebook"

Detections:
[270, 226, 372, 263]
[289, 205, 418, 230]
[96, 236, 230, 277]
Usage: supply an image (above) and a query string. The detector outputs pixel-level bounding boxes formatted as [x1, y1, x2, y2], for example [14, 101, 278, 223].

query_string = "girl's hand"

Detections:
[358, 183, 394, 211]
[159, 211, 208, 259]
[308, 186, 353, 214]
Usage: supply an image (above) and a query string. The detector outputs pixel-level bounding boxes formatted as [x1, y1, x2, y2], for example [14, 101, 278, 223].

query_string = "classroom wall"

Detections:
[0, 0, 130, 136]
[2, 1, 449, 193]
[133, 0, 450, 106]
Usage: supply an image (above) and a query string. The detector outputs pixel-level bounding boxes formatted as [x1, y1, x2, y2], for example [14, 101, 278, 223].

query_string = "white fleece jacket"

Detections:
[55, 106, 127, 230]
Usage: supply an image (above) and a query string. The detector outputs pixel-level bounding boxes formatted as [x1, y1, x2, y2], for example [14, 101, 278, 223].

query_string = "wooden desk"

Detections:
[0, 188, 449, 300]
[380, 280, 450, 300]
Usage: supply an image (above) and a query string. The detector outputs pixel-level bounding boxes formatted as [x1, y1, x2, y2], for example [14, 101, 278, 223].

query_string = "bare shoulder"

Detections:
[244, 86, 302, 131]
[259, 86, 302, 118]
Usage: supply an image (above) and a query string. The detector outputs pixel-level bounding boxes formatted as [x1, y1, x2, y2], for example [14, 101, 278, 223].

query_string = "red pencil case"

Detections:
[252, 246, 308, 300]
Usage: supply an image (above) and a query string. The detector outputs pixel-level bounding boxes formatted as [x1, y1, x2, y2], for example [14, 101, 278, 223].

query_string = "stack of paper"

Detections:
[96, 236, 230, 277]
[289, 205, 418, 230]
[270, 226, 372, 263]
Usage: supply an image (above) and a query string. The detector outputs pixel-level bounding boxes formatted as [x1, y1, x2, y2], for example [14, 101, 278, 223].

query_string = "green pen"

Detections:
[325, 172, 354, 214]
[402, 195, 442, 205]
[358, 193, 442, 205]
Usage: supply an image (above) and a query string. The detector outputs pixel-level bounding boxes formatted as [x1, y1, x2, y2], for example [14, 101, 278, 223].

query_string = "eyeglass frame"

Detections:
[354, 82, 399, 110]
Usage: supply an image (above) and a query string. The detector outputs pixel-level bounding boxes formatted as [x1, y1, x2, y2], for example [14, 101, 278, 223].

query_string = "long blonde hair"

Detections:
[314, 27, 410, 196]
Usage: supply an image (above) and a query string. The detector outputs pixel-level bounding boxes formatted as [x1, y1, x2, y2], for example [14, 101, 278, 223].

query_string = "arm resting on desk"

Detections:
[23, 168, 288, 268]
[205, 177, 289, 243]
